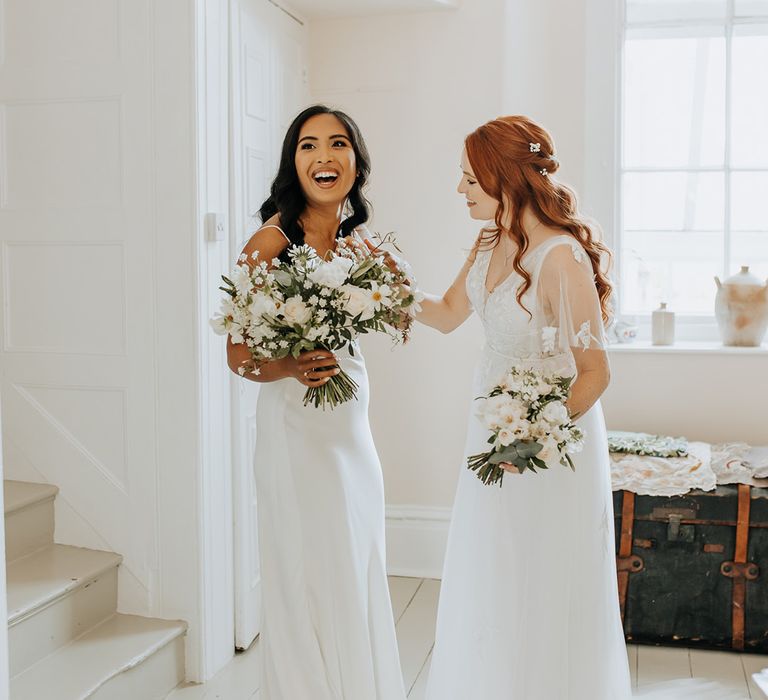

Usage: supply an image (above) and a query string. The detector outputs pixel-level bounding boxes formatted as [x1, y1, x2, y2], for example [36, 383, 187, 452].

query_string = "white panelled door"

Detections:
[229, 0, 308, 650]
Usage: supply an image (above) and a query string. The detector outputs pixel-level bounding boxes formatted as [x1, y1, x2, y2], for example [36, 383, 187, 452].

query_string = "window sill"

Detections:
[607, 340, 768, 355]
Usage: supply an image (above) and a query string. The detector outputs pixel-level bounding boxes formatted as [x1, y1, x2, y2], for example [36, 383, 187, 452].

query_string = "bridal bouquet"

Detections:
[468, 366, 585, 486]
[211, 236, 422, 409]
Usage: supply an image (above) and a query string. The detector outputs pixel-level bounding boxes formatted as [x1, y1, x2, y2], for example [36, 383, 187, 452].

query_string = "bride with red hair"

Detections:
[415, 116, 738, 699]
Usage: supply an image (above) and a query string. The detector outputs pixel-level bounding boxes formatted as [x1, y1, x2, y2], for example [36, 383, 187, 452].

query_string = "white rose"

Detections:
[542, 401, 569, 426]
[500, 372, 524, 393]
[283, 296, 312, 326]
[497, 428, 515, 446]
[539, 436, 562, 467]
[308, 256, 354, 289]
[249, 292, 278, 320]
[341, 284, 375, 321]
[510, 418, 532, 438]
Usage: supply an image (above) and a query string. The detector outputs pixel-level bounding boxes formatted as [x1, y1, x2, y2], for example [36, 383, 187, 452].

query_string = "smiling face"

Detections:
[457, 149, 499, 221]
[294, 113, 357, 209]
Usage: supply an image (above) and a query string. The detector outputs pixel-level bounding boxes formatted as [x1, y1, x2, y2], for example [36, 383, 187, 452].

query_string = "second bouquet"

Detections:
[211, 237, 422, 410]
[468, 365, 585, 486]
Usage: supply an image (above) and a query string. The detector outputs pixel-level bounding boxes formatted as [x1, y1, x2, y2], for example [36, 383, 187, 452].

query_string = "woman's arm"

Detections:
[540, 244, 611, 417]
[415, 235, 483, 334]
[566, 348, 610, 418]
[225, 223, 341, 387]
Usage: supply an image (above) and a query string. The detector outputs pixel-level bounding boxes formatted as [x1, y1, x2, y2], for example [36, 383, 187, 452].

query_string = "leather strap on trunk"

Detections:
[720, 484, 759, 650]
[616, 491, 644, 625]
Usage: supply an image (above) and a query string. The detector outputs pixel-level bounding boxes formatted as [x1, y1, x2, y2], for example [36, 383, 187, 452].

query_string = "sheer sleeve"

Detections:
[535, 240, 607, 354]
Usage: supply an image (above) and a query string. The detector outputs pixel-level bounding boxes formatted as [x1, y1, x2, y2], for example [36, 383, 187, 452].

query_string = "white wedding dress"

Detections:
[253, 339, 406, 699]
[425, 235, 744, 700]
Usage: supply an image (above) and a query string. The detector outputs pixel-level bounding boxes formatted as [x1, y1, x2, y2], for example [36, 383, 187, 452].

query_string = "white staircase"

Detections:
[4, 480, 187, 699]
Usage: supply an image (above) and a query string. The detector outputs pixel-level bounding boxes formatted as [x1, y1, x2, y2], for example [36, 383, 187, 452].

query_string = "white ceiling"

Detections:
[277, 0, 459, 22]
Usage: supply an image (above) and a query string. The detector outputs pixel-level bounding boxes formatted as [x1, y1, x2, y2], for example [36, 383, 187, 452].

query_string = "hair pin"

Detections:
[540, 168, 548, 176]
[529, 142, 541, 153]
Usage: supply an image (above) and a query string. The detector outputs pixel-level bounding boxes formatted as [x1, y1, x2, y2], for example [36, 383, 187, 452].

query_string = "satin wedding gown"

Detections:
[252, 229, 406, 699]
[425, 235, 742, 700]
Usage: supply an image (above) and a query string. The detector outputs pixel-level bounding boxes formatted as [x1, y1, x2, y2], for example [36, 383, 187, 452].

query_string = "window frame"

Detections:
[611, 0, 768, 340]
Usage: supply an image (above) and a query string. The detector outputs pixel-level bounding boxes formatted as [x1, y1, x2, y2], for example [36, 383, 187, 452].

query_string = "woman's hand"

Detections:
[363, 238, 402, 275]
[284, 350, 340, 387]
[500, 463, 522, 475]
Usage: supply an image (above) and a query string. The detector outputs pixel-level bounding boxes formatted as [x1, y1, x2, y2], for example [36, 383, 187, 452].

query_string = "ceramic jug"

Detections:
[714, 266, 768, 347]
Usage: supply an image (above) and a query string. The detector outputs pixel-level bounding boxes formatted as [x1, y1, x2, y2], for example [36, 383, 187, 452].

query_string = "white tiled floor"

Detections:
[167, 576, 768, 699]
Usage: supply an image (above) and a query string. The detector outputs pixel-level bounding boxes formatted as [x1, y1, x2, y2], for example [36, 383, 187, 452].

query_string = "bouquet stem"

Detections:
[467, 453, 507, 487]
[303, 368, 359, 410]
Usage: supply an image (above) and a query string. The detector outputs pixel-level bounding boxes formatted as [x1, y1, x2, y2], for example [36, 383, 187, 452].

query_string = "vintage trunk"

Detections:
[613, 483, 768, 653]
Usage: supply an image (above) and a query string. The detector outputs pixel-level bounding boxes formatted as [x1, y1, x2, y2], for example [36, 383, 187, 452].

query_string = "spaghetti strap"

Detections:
[258, 224, 291, 243]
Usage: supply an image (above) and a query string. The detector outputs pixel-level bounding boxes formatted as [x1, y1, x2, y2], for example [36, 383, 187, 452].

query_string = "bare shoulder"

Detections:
[240, 220, 289, 267]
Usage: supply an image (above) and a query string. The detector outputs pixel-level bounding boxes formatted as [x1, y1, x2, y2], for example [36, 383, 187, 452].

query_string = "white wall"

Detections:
[309, 0, 768, 546]
[310, 0, 506, 508]
[604, 350, 768, 444]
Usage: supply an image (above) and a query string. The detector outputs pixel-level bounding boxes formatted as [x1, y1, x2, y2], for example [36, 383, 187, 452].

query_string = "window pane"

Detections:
[731, 235, 768, 279]
[623, 172, 724, 231]
[621, 231, 723, 314]
[731, 172, 768, 230]
[731, 172, 768, 279]
[731, 28, 768, 168]
[627, 0, 726, 23]
[735, 0, 768, 16]
[624, 32, 725, 168]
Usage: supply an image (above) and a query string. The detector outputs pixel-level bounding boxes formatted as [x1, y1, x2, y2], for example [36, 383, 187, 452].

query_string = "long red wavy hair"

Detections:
[465, 115, 613, 323]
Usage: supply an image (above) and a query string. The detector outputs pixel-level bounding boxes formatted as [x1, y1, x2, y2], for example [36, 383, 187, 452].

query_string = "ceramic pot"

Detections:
[714, 266, 768, 347]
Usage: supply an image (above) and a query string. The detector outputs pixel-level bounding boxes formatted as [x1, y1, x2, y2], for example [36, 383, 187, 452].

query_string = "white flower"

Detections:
[308, 256, 354, 289]
[283, 296, 312, 326]
[341, 284, 375, 321]
[539, 436, 562, 467]
[209, 314, 230, 335]
[230, 264, 253, 298]
[370, 282, 393, 309]
[307, 324, 331, 342]
[497, 428, 515, 446]
[529, 142, 541, 153]
[542, 401, 569, 425]
[499, 398, 526, 426]
[248, 292, 278, 321]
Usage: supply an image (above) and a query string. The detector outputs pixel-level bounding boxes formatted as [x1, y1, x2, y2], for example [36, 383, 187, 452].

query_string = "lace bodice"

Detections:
[466, 234, 605, 387]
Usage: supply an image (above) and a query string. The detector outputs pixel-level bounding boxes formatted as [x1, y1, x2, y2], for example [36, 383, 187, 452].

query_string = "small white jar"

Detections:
[652, 302, 675, 346]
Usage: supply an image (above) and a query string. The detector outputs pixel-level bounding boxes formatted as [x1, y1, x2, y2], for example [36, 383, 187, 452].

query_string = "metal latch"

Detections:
[651, 506, 698, 543]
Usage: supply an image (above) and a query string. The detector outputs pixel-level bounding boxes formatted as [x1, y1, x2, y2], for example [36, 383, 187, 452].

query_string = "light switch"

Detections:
[205, 212, 226, 242]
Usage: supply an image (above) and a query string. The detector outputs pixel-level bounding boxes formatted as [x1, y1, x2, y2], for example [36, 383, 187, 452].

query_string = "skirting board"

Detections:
[385, 505, 451, 580]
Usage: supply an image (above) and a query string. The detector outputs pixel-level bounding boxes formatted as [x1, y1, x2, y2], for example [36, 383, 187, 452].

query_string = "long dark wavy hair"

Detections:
[465, 115, 613, 323]
[259, 105, 372, 252]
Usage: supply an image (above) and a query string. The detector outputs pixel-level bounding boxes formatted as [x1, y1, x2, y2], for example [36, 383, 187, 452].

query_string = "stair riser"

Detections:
[9, 566, 118, 677]
[5, 497, 55, 562]
[89, 635, 186, 700]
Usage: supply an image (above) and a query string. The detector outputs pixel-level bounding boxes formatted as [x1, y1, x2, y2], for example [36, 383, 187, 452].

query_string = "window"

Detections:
[620, 0, 768, 322]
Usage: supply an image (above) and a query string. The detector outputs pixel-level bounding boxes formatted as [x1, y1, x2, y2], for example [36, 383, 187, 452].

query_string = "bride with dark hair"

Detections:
[226, 105, 405, 700]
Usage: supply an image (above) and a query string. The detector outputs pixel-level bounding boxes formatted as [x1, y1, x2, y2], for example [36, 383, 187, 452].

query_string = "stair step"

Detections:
[4, 480, 58, 561]
[7, 544, 121, 676]
[10, 613, 187, 700]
